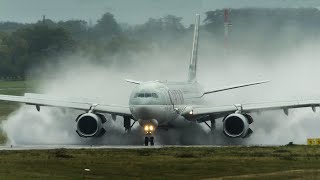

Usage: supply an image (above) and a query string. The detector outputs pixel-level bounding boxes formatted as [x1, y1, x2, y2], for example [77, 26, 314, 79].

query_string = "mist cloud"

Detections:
[2, 12, 320, 145]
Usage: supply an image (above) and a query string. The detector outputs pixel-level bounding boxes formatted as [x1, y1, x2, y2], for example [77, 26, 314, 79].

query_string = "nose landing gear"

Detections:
[144, 124, 155, 146]
[144, 136, 154, 146]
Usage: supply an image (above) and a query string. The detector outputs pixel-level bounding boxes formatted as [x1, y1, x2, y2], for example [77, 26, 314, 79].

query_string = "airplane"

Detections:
[0, 14, 319, 146]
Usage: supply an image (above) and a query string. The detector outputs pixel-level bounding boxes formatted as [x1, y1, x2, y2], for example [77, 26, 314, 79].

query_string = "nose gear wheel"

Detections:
[144, 136, 154, 146]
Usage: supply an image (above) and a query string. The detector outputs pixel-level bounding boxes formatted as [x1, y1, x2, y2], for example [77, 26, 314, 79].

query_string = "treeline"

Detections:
[0, 13, 189, 78]
[1, 8, 320, 78]
[205, 8, 320, 55]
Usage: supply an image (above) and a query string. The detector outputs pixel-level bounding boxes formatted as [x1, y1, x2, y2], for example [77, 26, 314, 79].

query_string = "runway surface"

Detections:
[0, 144, 281, 150]
[0, 145, 163, 150]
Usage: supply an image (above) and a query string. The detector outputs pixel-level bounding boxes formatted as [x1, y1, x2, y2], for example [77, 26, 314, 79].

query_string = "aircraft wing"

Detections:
[203, 80, 270, 96]
[0, 94, 131, 116]
[182, 99, 320, 119]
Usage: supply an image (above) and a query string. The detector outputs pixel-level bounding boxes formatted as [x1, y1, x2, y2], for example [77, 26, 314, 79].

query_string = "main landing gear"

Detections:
[124, 116, 135, 132]
[204, 117, 216, 133]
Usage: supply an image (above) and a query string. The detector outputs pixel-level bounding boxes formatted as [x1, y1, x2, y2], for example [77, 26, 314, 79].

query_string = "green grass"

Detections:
[0, 80, 27, 88]
[0, 146, 319, 179]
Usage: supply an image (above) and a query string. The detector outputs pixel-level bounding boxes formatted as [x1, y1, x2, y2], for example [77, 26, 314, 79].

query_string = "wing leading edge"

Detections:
[0, 94, 131, 116]
[203, 80, 270, 96]
[182, 99, 320, 118]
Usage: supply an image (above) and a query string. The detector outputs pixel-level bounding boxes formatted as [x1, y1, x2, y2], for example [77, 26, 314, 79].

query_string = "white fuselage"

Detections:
[129, 81, 205, 128]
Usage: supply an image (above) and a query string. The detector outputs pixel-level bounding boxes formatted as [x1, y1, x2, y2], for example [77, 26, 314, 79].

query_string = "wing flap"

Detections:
[191, 105, 237, 115]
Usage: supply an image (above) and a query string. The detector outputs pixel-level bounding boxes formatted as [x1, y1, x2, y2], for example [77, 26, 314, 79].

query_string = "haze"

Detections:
[1, 0, 320, 25]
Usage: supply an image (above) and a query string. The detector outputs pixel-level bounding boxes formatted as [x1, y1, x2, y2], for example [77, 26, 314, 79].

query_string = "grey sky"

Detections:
[0, 0, 320, 25]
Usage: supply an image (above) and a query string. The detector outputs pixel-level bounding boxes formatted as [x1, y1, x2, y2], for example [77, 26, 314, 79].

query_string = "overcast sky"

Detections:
[1, 0, 320, 25]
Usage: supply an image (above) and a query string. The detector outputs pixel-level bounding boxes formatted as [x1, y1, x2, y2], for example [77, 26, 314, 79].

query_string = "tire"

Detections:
[144, 137, 149, 146]
[150, 137, 154, 146]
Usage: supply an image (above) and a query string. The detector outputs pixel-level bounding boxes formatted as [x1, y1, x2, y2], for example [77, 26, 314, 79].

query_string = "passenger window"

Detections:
[138, 93, 144, 97]
[145, 93, 151, 98]
[152, 93, 158, 98]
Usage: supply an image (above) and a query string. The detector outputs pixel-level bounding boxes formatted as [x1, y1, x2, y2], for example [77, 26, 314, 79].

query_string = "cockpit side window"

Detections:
[145, 93, 151, 98]
[138, 93, 145, 97]
[152, 93, 158, 98]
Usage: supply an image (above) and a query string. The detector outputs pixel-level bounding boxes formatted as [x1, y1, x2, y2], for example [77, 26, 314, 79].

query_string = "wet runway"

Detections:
[0, 144, 280, 150]
[0, 145, 163, 150]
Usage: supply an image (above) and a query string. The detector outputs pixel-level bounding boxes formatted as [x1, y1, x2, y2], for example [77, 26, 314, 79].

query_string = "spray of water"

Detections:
[2, 22, 320, 146]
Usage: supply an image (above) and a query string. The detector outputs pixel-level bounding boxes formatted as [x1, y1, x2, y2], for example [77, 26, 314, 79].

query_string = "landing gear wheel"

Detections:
[124, 116, 132, 132]
[144, 137, 149, 146]
[150, 136, 154, 146]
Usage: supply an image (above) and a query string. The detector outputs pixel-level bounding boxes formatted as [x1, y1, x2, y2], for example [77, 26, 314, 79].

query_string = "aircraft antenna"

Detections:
[42, 15, 46, 24]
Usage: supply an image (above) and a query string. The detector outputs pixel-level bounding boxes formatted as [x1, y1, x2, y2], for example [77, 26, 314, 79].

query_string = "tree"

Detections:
[0, 32, 28, 77]
[162, 15, 185, 33]
[14, 25, 74, 55]
[92, 12, 121, 41]
[58, 20, 88, 41]
[132, 15, 186, 45]
[0, 24, 76, 77]
[0, 22, 26, 33]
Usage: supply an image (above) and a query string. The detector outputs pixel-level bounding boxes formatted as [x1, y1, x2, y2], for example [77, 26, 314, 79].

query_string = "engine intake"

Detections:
[76, 113, 107, 138]
[223, 113, 253, 138]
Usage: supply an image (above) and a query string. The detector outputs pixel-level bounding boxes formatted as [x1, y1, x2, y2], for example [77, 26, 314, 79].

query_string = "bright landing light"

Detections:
[144, 125, 154, 132]
[144, 126, 149, 131]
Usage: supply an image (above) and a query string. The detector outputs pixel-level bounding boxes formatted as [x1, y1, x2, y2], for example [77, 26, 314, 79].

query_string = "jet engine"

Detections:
[223, 113, 253, 138]
[75, 113, 107, 138]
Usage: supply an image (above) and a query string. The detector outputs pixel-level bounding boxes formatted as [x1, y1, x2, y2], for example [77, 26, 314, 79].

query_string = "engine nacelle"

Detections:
[75, 113, 107, 138]
[223, 113, 253, 138]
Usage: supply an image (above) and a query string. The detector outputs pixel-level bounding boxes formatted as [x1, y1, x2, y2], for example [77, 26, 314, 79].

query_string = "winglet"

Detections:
[125, 79, 142, 84]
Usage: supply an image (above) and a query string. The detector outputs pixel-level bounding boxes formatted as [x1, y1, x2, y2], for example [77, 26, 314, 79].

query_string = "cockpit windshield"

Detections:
[134, 92, 159, 98]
